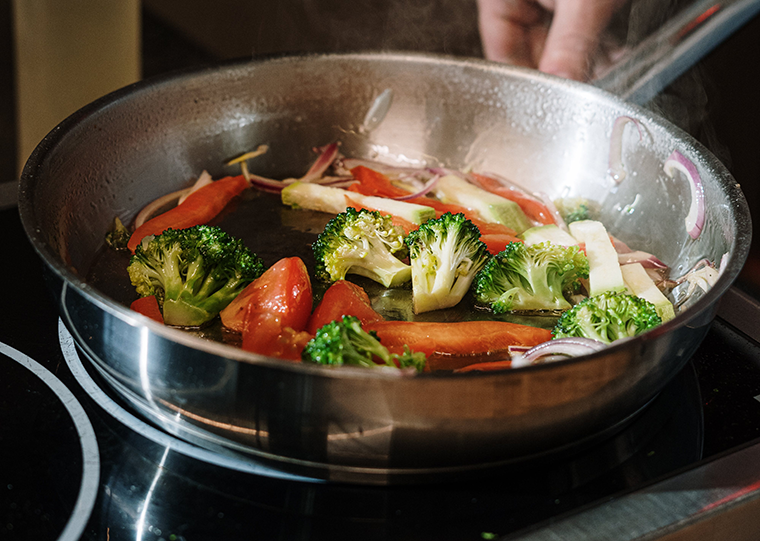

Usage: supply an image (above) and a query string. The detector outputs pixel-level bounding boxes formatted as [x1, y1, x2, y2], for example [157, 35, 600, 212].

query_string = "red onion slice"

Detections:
[136, 170, 222, 227]
[313, 175, 355, 186]
[339, 158, 427, 178]
[392, 174, 440, 200]
[516, 338, 606, 364]
[618, 250, 668, 269]
[507, 345, 532, 356]
[134, 188, 190, 228]
[177, 170, 213, 205]
[608, 116, 643, 184]
[663, 149, 705, 239]
[246, 173, 293, 193]
[301, 143, 340, 183]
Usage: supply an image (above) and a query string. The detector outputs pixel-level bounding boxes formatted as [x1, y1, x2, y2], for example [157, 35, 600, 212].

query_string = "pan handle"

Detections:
[592, 0, 760, 104]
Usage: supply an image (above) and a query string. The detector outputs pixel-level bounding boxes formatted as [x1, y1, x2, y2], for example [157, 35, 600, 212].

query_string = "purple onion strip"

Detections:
[301, 143, 340, 183]
[518, 338, 606, 364]
[663, 149, 705, 239]
[618, 250, 668, 269]
[392, 174, 440, 200]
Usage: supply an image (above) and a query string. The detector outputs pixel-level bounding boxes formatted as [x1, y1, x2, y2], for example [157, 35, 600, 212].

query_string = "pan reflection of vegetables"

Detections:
[119, 130, 724, 372]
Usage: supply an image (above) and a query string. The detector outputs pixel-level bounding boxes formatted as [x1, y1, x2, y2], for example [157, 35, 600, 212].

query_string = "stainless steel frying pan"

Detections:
[18, 51, 751, 484]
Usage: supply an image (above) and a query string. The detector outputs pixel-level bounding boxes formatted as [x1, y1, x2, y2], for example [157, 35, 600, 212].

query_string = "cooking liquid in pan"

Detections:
[86, 188, 559, 361]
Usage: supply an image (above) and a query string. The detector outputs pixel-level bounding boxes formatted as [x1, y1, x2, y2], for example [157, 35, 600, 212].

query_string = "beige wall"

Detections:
[13, 0, 141, 172]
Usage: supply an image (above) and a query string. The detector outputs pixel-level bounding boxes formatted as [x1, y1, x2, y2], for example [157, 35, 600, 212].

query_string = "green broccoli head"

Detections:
[552, 291, 662, 344]
[105, 216, 130, 251]
[312, 207, 411, 288]
[555, 198, 593, 225]
[404, 212, 490, 314]
[473, 241, 589, 314]
[127, 225, 264, 327]
[302, 315, 426, 371]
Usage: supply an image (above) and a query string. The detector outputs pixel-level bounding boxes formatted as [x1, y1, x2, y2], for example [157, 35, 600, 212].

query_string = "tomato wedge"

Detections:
[128, 175, 250, 252]
[130, 295, 164, 323]
[242, 309, 313, 361]
[364, 320, 552, 371]
[307, 280, 384, 334]
[219, 257, 313, 360]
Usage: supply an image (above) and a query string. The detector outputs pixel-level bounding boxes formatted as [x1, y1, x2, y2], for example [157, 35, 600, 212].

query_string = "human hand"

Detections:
[476, 0, 626, 81]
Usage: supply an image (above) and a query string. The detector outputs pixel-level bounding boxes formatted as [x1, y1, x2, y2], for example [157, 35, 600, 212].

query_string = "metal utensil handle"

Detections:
[593, 0, 760, 104]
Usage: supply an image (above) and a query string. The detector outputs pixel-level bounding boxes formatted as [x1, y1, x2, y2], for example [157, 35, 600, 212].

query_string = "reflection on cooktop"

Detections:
[60, 322, 702, 540]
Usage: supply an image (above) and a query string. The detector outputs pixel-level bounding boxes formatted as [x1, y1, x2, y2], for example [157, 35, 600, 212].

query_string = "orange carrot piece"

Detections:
[128, 175, 250, 252]
[364, 320, 552, 371]
[348, 166, 410, 198]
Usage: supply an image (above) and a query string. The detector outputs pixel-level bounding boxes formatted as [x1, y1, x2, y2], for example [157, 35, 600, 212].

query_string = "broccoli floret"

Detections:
[127, 225, 264, 327]
[555, 198, 593, 225]
[312, 207, 411, 288]
[302, 315, 426, 372]
[404, 212, 490, 314]
[564, 203, 590, 224]
[105, 216, 130, 251]
[552, 291, 662, 344]
[473, 241, 589, 314]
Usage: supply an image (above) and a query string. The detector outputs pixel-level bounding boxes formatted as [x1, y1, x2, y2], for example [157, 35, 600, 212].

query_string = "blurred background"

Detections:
[0, 0, 758, 295]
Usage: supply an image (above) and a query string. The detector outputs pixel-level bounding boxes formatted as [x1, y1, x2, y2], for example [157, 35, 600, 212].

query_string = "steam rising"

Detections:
[242, 0, 729, 166]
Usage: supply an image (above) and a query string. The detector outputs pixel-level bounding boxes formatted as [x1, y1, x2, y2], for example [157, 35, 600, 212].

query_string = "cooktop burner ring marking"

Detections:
[58, 320, 314, 482]
[0, 339, 100, 541]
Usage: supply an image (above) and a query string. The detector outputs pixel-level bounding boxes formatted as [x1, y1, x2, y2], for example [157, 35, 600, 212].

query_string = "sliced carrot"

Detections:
[468, 172, 555, 225]
[128, 175, 250, 252]
[364, 320, 552, 371]
[348, 166, 410, 198]
[130, 295, 164, 323]
[307, 280, 384, 334]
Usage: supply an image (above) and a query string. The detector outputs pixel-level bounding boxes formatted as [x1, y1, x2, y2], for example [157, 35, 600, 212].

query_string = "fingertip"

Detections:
[539, 52, 590, 81]
[539, 0, 620, 81]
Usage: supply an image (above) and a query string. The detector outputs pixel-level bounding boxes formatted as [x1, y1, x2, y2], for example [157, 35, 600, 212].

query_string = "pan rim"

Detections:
[17, 51, 752, 381]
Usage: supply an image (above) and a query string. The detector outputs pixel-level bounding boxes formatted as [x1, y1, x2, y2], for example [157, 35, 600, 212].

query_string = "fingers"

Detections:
[538, 0, 621, 80]
[476, 0, 549, 67]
